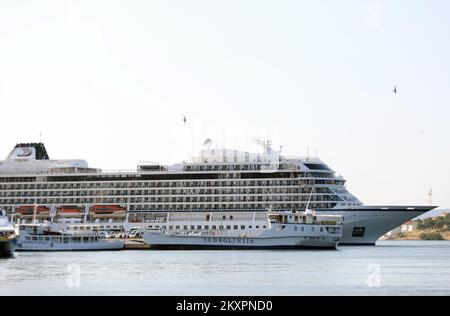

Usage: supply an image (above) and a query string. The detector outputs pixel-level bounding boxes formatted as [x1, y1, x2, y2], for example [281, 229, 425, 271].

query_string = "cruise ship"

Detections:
[0, 142, 436, 245]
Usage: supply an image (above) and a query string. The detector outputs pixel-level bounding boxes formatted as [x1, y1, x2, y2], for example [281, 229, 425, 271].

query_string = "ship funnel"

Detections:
[6, 143, 50, 160]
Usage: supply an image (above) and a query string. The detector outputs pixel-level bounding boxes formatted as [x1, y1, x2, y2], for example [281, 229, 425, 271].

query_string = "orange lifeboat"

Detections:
[16, 205, 50, 216]
[90, 205, 127, 215]
[57, 206, 82, 215]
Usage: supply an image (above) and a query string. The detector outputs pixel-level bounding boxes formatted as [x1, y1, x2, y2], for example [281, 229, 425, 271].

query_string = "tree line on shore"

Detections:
[413, 213, 450, 240]
[415, 213, 450, 230]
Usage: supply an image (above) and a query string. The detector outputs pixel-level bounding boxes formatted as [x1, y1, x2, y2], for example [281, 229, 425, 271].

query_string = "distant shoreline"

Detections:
[383, 230, 450, 241]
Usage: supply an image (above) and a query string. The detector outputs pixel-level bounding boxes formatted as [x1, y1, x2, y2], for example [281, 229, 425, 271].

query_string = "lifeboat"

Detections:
[15, 205, 50, 216]
[90, 205, 127, 215]
[57, 207, 82, 216]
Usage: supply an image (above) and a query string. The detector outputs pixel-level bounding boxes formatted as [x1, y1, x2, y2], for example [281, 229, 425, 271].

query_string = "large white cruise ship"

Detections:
[0, 142, 436, 245]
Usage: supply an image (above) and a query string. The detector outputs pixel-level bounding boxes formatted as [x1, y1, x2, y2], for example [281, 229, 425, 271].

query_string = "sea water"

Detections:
[1, 240, 449, 295]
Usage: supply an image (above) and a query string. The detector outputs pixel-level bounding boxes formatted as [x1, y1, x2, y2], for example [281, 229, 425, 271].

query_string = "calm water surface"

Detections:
[1, 240, 449, 295]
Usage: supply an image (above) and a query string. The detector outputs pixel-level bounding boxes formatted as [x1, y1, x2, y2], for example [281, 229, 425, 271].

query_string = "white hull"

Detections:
[144, 233, 339, 249]
[16, 239, 124, 251]
[143, 215, 342, 250]
[318, 206, 430, 245]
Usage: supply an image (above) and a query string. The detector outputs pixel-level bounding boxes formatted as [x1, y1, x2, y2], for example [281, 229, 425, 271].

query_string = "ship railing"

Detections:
[141, 219, 167, 223]
[282, 155, 323, 162]
[100, 169, 138, 174]
[161, 229, 261, 238]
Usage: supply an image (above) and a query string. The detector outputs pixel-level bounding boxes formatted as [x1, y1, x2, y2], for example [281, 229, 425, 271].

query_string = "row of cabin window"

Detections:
[0, 179, 341, 190]
[293, 227, 324, 232]
[147, 225, 267, 230]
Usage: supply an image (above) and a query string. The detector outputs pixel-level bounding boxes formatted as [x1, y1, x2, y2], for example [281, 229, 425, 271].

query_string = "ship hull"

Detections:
[143, 233, 339, 250]
[149, 244, 337, 250]
[317, 206, 434, 245]
[0, 238, 17, 257]
[15, 240, 124, 251]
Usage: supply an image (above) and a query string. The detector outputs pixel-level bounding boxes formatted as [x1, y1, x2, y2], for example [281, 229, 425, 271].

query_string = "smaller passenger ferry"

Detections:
[142, 208, 343, 250]
[16, 222, 124, 251]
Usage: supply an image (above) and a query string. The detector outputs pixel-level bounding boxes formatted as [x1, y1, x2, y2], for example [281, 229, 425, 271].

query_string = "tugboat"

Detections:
[0, 209, 17, 256]
[142, 208, 343, 250]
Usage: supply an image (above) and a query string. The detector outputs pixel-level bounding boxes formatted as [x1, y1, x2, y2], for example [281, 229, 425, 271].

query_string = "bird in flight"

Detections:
[182, 116, 187, 124]
[393, 85, 397, 94]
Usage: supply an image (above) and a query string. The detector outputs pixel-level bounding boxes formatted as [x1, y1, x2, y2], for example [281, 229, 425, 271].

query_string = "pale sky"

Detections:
[0, 1, 449, 208]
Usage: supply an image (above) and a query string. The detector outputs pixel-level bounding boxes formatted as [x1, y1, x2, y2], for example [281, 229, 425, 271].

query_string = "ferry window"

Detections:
[230, 215, 233, 220]
[212, 225, 217, 230]
[222, 215, 226, 220]
[219, 225, 224, 229]
[241, 225, 245, 229]
[249, 226, 252, 229]
[312, 227, 315, 232]
[183, 225, 188, 230]
[169, 226, 173, 230]
[226, 225, 231, 229]
[205, 225, 209, 229]
[191, 225, 195, 230]
[197, 225, 202, 230]
[175, 226, 180, 229]
[301, 227, 304, 232]
[352, 227, 366, 237]
[294, 227, 298, 231]
[256, 226, 259, 229]
[263, 226, 266, 229]
[233, 225, 238, 229]
[320, 227, 323, 232]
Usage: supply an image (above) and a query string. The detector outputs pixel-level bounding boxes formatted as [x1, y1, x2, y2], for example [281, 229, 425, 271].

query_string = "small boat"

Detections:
[142, 209, 343, 250]
[90, 205, 127, 215]
[56, 206, 83, 217]
[16, 205, 50, 216]
[0, 209, 17, 256]
[16, 222, 124, 251]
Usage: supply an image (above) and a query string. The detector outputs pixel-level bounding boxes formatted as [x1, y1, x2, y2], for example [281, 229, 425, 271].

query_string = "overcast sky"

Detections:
[0, 1, 449, 208]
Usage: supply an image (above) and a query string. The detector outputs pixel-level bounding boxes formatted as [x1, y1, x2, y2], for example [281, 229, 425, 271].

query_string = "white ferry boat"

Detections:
[143, 209, 343, 250]
[0, 142, 436, 245]
[16, 222, 124, 251]
[0, 209, 17, 256]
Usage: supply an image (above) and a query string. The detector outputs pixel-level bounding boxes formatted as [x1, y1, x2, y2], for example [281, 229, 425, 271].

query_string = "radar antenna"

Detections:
[253, 138, 272, 154]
